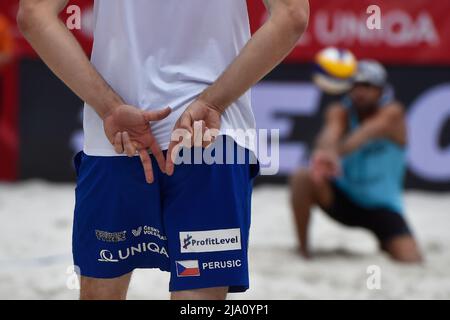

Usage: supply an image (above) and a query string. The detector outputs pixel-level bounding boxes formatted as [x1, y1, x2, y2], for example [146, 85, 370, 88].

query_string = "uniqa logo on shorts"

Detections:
[97, 242, 169, 262]
[179, 228, 241, 253]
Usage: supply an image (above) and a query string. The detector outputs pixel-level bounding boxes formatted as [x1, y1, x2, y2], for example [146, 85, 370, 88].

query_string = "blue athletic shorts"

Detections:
[72, 136, 258, 292]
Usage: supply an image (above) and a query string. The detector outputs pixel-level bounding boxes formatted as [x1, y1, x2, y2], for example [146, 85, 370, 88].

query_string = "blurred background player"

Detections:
[290, 60, 422, 263]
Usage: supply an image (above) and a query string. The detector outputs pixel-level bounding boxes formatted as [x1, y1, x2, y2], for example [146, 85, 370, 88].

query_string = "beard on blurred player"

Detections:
[290, 60, 422, 263]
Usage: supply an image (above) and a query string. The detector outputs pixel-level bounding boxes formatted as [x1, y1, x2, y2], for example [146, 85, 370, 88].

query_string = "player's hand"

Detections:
[309, 149, 341, 184]
[103, 104, 172, 183]
[165, 99, 222, 176]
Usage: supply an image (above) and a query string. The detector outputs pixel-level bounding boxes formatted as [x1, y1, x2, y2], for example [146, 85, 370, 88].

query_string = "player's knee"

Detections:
[384, 236, 423, 264]
[79, 276, 129, 300]
[390, 251, 423, 264]
[171, 287, 228, 300]
[80, 288, 127, 300]
[389, 246, 423, 263]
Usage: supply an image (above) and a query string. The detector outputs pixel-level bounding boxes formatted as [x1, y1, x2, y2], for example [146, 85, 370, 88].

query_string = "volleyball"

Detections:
[312, 47, 357, 95]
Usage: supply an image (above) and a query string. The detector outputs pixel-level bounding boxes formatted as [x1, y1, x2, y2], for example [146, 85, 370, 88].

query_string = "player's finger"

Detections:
[165, 141, 176, 176]
[202, 126, 210, 148]
[166, 138, 185, 176]
[143, 106, 172, 122]
[122, 132, 136, 157]
[114, 132, 124, 154]
[179, 113, 194, 135]
[204, 128, 220, 148]
[139, 148, 154, 184]
[149, 140, 166, 174]
[166, 115, 193, 175]
[193, 120, 205, 148]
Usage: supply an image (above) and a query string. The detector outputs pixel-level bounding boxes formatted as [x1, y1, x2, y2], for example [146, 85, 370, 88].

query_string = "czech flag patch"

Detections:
[176, 260, 201, 277]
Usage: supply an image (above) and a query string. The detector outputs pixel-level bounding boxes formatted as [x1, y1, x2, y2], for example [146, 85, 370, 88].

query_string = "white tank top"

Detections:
[83, 0, 256, 156]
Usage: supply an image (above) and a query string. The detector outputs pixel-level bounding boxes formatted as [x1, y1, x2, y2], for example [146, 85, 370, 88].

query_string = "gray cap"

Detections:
[353, 60, 387, 88]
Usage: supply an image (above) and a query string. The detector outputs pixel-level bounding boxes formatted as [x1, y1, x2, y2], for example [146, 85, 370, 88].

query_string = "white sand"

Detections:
[0, 181, 449, 300]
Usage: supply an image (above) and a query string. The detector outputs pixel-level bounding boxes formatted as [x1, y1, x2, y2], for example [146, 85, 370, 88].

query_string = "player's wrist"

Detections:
[99, 96, 125, 121]
[198, 91, 227, 115]
[313, 146, 339, 158]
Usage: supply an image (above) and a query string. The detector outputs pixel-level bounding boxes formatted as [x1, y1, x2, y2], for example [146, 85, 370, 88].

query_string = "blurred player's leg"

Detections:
[382, 235, 422, 263]
[171, 287, 228, 300]
[80, 273, 132, 300]
[290, 168, 333, 257]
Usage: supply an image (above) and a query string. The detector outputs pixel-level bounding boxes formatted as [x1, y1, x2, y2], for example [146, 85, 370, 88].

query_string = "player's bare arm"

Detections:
[309, 104, 348, 183]
[339, 103, 406, 155]
[315, 104, 348, 152]
[17, 0, 170, 183]
[166, 0, 310, 175]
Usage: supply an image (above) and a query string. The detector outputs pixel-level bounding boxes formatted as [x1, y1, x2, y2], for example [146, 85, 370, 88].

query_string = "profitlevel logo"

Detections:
[183, 234, 193, 250]
[179, 228, 241, 253]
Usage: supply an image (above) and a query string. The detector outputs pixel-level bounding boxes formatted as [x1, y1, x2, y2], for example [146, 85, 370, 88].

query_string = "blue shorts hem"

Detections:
[76, 264, 170, 279]
[169, 281, 249, 293]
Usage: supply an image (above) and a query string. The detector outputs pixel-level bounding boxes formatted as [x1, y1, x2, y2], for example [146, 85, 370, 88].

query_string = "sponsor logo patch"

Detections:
[132, 227, 142, 237]
[179, 228, 241, 253]
[176, 260, 200, 277]
[129, 226, 167, 240]
[97, 242, 169, 262]
[144, 226, 167, 240]
[95, 230, 126, 243]
[98, 250, 119, 262]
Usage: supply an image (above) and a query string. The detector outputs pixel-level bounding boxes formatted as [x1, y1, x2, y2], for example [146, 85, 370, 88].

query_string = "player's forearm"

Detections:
[199, 0, 309, 112]
[17, 2, 123, 119]
[338, 107, 403, 156]
[338, 124, 383, 156]
[315, 129, 343, 153]
[314, 105, 347, 154]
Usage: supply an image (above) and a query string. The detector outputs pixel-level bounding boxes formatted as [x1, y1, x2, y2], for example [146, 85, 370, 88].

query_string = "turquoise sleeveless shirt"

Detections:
[334, 95, 406, 214]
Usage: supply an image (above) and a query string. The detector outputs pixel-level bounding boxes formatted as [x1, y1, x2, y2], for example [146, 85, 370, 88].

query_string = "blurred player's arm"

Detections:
[308, 104, 347, 182]
[314, 104, 348, 153]
[198, 0, 310, 111]
[339, 103, 406, 155]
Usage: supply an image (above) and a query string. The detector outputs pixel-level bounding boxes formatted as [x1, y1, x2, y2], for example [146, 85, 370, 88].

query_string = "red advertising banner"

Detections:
[0, 0, 19, 180]
[248, 0, 450, 65]
[1, 0, 449, 64]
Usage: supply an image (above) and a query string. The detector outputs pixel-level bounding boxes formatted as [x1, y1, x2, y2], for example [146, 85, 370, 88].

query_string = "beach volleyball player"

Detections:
[18, 0, 309, 300]
[291, 60, 422, 263]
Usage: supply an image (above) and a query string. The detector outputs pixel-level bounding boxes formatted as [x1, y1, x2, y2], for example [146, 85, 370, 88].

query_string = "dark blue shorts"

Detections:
[73, 137, 258, 292]
[323, 183, 412, 243]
